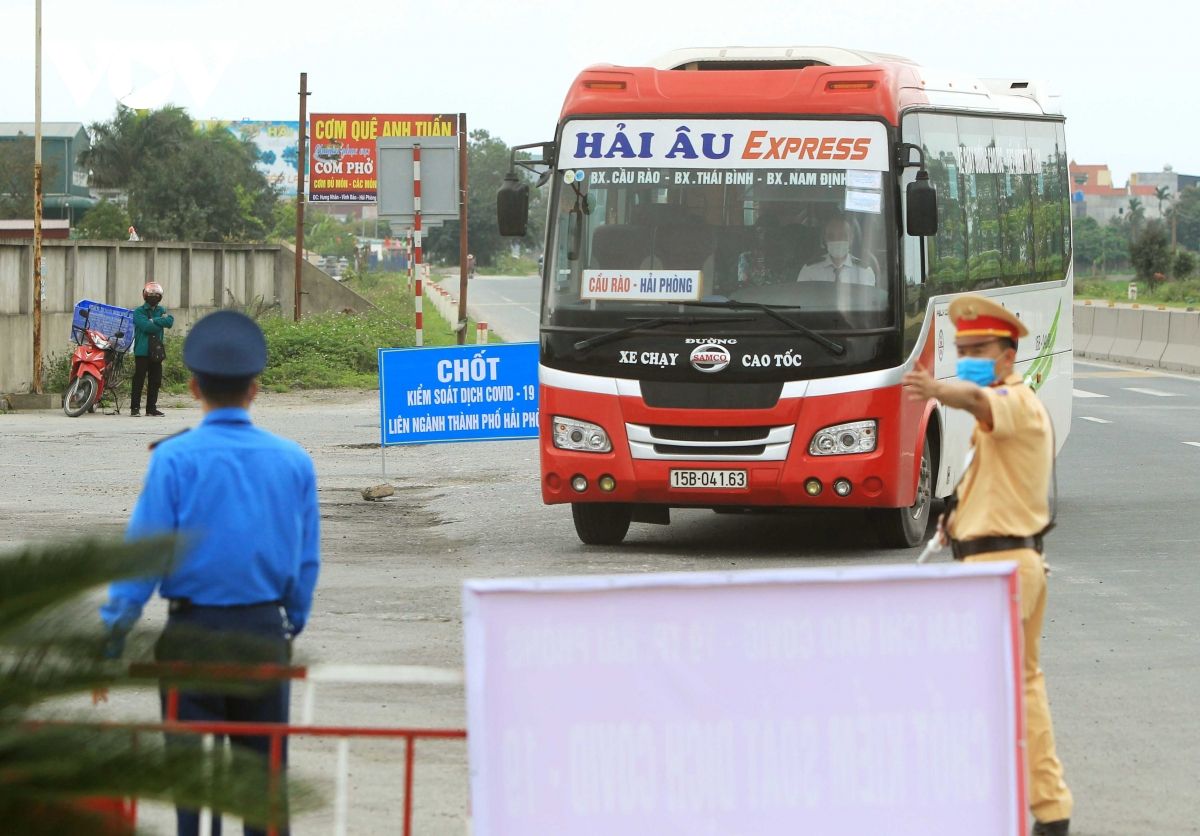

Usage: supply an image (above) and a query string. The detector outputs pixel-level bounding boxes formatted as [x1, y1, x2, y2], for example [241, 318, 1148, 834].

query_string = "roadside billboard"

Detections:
[200, 120, 301, 196]
[464, 563, 1026, 835]
[309, 113, 459, 203]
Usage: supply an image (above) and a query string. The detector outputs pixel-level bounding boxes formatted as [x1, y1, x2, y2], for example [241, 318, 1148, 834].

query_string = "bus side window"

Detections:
[900, 113, 924, 292]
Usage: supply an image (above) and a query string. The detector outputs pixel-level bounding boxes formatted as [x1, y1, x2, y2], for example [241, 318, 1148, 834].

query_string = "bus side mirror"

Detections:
[497, 172, 529, 238]
[906, 171, 938, 237]
[567, 207, 584, 262]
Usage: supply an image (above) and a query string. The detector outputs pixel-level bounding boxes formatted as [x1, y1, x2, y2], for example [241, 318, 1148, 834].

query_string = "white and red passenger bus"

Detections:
[499, 47, 1073, 546]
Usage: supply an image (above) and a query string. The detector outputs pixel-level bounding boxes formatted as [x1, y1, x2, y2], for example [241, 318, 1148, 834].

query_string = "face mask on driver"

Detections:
[826, 240, 851, 261]
[956, 356, 998, 387]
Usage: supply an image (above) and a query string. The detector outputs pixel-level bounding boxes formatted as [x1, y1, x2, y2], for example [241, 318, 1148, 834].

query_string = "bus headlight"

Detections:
[553, 416, 612, 453]
[809, 420, 877, 456]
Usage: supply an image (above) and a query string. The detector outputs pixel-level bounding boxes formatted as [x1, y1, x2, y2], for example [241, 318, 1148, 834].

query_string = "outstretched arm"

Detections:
[902, 368, 993, 429]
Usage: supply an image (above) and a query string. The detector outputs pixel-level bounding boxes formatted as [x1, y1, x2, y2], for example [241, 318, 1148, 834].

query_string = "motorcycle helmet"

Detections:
[143, 281, 164, 304]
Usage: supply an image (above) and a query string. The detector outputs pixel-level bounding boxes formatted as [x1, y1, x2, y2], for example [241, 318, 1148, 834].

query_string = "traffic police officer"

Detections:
[100, 310, 321, 836]
[902, 296, 1072, 836]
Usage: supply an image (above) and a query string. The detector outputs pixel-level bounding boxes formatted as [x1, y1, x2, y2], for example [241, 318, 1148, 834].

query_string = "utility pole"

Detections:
[1170, 197, 1178, 254]
[456, 113, 469, 345]
[31, 0, 44, 394]
[294, 72, 309, 321]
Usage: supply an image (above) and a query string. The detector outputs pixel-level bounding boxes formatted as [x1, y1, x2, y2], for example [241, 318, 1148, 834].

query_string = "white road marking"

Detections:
[1183, 442, 1200, 449]
[1075, 359, 1200, 383]
[1124, 387, 1181, 397]
[1079, 416, 1111, 424]
[1072, 388, 1107, 399]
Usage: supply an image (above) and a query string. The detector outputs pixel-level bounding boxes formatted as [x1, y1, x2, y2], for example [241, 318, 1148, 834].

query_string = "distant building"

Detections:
[1070, 161, 1161, 225]
[0, 122, 97, 223]
[0, 219, 71, 240]
[1129, 167, 1200, 202]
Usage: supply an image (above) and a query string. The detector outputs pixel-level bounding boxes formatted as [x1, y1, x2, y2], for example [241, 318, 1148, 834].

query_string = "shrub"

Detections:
[1174, 250, 1196, 280]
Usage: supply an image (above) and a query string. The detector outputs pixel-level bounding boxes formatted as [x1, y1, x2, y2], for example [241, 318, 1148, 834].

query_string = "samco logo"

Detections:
[690, 343, 731, 373]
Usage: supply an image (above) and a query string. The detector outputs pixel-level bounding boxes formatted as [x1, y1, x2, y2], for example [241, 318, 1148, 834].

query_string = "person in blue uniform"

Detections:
[100, 310, 321, 836]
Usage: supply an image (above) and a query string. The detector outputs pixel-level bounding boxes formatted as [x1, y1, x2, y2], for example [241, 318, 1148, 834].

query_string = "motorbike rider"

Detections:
[131, 281, 174, 417]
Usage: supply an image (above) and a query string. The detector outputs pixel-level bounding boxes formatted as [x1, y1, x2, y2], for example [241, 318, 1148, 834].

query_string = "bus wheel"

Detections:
[873, 443, 933, 548]
[572, 503, 633, 546]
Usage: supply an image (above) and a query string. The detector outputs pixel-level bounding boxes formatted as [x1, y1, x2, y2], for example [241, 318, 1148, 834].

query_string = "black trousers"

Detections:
[156, 603, 292, 836]
[131, 355, 163, 412]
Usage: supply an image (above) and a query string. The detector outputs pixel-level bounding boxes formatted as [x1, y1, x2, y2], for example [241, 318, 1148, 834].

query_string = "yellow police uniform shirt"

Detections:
[949, 373, 1053, 541]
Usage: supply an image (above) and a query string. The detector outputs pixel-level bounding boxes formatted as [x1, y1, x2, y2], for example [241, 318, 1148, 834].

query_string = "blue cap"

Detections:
[182, 310, 267, 378]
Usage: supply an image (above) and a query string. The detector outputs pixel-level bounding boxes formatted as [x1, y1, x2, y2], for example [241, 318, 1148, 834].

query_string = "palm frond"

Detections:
[0, 537, 179, 639]
[0, 535, 323, 826]
[0, 724, 311, 829]
[2, 607, 290, 711]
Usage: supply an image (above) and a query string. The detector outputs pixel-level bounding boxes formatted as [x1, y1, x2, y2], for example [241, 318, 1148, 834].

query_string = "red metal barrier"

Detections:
[77, 663, 467, 835]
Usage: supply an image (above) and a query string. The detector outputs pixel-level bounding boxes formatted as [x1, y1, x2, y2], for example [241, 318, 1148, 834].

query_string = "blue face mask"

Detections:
[957, 356, 997, 387]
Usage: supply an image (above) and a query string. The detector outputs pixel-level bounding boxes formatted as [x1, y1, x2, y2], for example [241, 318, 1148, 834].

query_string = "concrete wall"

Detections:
[1, 240, 373, 395]
[1075, 302, 1200, 373]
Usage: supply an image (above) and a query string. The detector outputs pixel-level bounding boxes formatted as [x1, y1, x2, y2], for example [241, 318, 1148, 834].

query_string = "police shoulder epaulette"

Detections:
[148, 428, 191, 451]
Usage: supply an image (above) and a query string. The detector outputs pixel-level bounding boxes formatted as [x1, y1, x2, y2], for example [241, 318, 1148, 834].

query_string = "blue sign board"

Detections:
[378, 343, 540, 445]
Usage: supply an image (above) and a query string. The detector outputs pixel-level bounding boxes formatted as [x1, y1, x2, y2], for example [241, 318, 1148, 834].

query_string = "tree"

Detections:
[0, 138, 58, 220]
[0, 537, 309, 833]
[1174, 249, 1196, 280]
[1172, 185, 1200, 252]
[1072, 216, 1103, 272]
[1129, 220, 1171, 289]
[304, 212, 359, 258]
[82, 105, 193, 190]
[80, 105, 277, 242]
[424, 129, 546, 267]
[76, 199, 131, 240]
[1154, 185, 1171, 217]
[1076, 216, 1130, 274]
[1125, 197, 1146, 238]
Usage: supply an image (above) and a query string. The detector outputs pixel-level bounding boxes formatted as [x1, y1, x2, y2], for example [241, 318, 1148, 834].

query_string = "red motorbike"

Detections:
[64, 307, 128, 417]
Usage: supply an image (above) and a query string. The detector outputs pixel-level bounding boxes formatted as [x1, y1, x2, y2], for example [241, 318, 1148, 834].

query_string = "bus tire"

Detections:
[873, 442, 933, 548]
[572, 503, 633, 546]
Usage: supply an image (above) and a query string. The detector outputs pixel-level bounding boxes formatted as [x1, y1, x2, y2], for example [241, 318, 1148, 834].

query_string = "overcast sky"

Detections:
[0, 0, 1193, 185]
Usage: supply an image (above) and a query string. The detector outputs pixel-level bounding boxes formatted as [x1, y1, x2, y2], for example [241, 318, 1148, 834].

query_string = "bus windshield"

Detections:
[545, 119, 894, 333]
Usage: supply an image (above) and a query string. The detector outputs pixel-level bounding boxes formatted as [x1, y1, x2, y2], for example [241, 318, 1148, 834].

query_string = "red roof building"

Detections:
[1069, 162, 1164, 224]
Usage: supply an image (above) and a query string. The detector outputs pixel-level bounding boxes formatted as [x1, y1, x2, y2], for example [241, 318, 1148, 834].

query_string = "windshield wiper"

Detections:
[677, 301, 846, 356]
[573, 315, 755, 353]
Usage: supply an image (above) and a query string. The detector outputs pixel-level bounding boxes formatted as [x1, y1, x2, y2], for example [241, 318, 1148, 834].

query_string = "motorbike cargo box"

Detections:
[72, 300, 135, 352]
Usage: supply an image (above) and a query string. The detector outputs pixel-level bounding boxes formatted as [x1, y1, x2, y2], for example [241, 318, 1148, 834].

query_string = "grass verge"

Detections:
[1075, 276, 1200, 308]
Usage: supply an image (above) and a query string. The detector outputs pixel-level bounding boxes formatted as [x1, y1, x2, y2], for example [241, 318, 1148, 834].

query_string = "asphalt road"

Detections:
[446, 272, 541, 343]
[3, 351, 1197, 832]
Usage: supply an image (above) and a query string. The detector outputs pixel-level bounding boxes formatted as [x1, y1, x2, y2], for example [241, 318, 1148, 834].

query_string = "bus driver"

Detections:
[797, 216, 876, 285]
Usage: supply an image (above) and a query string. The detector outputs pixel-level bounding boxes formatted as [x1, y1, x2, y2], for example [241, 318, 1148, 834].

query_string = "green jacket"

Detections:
[132, 303, 174, 357]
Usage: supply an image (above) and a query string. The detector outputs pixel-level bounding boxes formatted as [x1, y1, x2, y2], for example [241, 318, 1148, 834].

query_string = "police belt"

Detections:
[950, 535, 1044, 560]
[168, 598, 282, 614]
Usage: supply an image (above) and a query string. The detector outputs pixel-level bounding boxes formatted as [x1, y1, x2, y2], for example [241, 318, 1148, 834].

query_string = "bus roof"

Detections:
[559, 46, 1061, 126]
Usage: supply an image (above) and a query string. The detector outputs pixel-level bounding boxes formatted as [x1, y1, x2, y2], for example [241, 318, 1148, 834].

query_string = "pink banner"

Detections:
[464, 563, 1023, 835]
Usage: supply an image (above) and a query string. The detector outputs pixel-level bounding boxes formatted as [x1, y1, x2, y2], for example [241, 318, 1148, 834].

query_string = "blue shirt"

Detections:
[101, 408, 321, 634]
